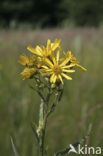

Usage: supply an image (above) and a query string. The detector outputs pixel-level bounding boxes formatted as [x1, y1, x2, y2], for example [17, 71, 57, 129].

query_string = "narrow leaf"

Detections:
[55, 134, 91, 156]
[31, 123, 40, 146]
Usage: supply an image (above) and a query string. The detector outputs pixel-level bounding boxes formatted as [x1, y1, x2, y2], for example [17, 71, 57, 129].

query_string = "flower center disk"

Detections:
[52, 65, 62, 75]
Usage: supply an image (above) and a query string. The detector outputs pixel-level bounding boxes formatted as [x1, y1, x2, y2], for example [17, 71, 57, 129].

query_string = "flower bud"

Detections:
[51, 83, 56, 89]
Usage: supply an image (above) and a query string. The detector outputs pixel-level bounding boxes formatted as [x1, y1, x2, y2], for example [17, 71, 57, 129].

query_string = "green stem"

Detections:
[38, 87, 63, 156]
[39, 99, 48, 156]
[39, 116, 48, 156]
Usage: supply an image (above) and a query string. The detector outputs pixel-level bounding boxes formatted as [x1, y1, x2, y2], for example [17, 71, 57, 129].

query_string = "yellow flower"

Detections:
[60, 51, 87, 71]
[29, 55, 37, 66]
[18, 54, 40, 67]
[21, 68, 36, 80]
[30, 55, 43, 68]
[51, 38, 61, 51]
[41, 51, 75, 84]
[18, 54, 31, 66]
[27, 39, 61, 58]
[29, 55, 42, 68]
[36, 57, 43, 68]
[19, 39, 87, 82]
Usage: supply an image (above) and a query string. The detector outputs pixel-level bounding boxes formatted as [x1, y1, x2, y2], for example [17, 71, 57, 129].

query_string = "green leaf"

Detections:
[31, 122, 40, 147]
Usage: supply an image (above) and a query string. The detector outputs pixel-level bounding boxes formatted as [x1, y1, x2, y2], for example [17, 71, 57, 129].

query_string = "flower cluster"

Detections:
[19, 39, 86, 84]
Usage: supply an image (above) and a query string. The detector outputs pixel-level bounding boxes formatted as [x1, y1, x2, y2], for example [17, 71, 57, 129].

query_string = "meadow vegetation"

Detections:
[0, 29, 103, 156]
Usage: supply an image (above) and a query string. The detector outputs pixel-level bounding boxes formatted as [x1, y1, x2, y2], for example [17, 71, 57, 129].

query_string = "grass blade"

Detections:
[10, 137, 19, 156]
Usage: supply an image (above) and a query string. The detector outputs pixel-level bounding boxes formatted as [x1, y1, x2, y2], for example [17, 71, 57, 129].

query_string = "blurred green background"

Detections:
[0, 1, 103, 156]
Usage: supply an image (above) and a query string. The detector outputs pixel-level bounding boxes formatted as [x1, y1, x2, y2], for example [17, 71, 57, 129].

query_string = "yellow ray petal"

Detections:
[42, 72, 52, 76]
[40, 69, 52, 72]
[51, 39, 61, 51]
[52, 56, 56, 64]
[61, 73, 72, 80]
[53, 75, 57, 83]
[50, 74, 55, 83]
[35, 46, 42, 54]
[47, 39, 51, 52]
[76, 64, 87, 71]
[62, 64, 75, 68]
[60, 56, 71, 67]
[45, 58, 53, 67]
[42, 65, 49, 69]
[56, 50, 59, 63]
[62, 69, 75, 73]
[27, 45, 42, 56]
[58, 75, 63, 84]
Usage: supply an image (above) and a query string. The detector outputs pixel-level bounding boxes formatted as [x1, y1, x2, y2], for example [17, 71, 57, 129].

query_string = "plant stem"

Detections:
[38, 87, 63, 156]
[40, 116, 47, 156]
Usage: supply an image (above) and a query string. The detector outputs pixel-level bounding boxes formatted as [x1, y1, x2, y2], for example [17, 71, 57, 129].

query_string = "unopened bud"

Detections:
[39, 83, 45, 88]
[51, 83, 56, 89]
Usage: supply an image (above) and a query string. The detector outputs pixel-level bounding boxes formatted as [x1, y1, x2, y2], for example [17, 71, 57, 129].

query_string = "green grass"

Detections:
[0, 29, 103, 156]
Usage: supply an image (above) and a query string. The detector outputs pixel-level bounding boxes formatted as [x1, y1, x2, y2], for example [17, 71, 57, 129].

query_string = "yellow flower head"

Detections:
[29, 55, 37, 66]
[27, 39, 61, 58]
[18, 54, 40, 67]
[19, 39, 87, 84]
[18, 54, 30, 66]
[29, 55, 42, 68]
[41, 51, 75, 84]
[21, 68, 36, 80]
[61, 51, 87, 71]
